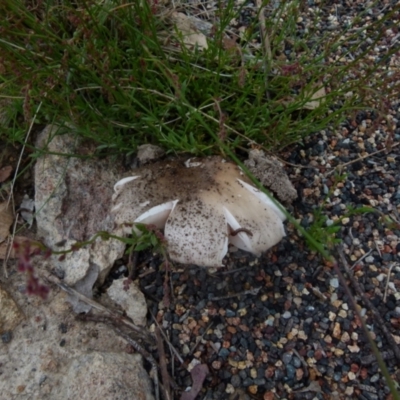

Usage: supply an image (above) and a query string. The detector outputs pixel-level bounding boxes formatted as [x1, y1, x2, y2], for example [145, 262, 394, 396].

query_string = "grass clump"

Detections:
[0, 0, 398, 155]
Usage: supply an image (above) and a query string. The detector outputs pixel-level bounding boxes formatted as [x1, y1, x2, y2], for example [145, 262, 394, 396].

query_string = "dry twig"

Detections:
[383, 262, 396, 303]
[326, 142, 400, 176]
[209, 287, 261, 301]
[255, 0, 272, 100]
[3, 102, 43, 277]
[128, 251, 139, 280]
[336, 246, 400, 362]
[151, 311, 184, 365]
[2, 216, 18, 277]
[42, 272, 154, 345]
[156, 327, 173, 400]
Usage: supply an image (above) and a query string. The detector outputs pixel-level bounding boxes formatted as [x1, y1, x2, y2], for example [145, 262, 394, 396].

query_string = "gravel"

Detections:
[113, 0, 400, 398]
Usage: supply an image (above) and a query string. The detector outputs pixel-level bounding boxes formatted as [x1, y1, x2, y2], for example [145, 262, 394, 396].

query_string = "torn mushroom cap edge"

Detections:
[237, 179, 287, 222]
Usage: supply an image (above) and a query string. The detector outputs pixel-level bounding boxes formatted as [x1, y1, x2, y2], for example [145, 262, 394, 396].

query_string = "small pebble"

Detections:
[330, 278, 339, 288]
[225, 383, 235, 394]
[282, 352, 293, 365]
[370, 374, 380, 383]
[248, 385, 258, 395]
[282, 311, 291, 319]
[231, 374, 241, 388]
[328, 312, 336, 321]
[1, 331, 12, 344]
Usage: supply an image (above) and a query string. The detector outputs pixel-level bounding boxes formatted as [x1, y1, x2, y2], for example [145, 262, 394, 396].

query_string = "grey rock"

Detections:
[137, 144, 165, 165]
[0, 271, 154, 400]
[244, 149, 297, 203]
[107, 278, 147, 326]
[20, 195, 35, 227]
[34, 125, 126, 311]
[61, 352, 154, 400]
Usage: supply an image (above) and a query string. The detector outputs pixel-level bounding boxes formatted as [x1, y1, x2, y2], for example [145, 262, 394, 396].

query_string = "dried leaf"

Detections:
[0, 202, 14, 242]
[180, 364, 209, 400]
[0, 236, 32, 259]
[0, 166, 12, 183]
[171, 12, 208, 50]
[303, 85, 326, 110]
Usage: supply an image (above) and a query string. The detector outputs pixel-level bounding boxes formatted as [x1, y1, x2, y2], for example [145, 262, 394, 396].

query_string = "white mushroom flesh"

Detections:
[114, 176, 140, 193]
[134, 200, 178, 230]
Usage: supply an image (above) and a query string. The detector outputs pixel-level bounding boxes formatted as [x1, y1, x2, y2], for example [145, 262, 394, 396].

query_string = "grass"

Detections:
[0, 0, 398, 156]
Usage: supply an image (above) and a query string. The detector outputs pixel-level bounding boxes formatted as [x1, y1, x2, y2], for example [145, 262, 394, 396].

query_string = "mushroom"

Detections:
[111, 156, 286, 267]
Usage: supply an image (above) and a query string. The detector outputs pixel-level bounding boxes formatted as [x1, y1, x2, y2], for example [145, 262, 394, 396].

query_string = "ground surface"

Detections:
[1, 1, 400, 400]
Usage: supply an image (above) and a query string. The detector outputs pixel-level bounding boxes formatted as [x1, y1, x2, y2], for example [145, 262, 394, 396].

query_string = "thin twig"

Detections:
[2, 215, 18, 277]
[4, 101, 43, 276]
[151, 311, 184, 365]
[128, 251, 139, 280]
[189, 321, 214, 355]
[41, 272, 154, 345]
[156, 327, 173, 400]
[209, 287, 261, 301]
[291, 348, 309, 378]
[350, 247, 373, 270]
[383, 263, 396, 303]
[216, 266, 249, 275]
[255, 0, 272, 100]
[7, 101, 43, 208]
[325, 142, 400, 176]
[374, 240, 382, 258]
[336, 246, 400, 362]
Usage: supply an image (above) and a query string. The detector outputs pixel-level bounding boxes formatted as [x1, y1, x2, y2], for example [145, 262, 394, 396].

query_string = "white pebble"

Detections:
[225, 384, 235, 394]
[282, 311, 292, 319]
[328, 311, 336, 321]
[187, 358, 201, 371]
[330, 278, 339, 288]
[326, 219, 334, 227]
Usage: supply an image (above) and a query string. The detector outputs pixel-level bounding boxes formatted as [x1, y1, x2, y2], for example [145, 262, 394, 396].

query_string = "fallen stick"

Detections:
[336, 246, 400, 363]
[156, 327, 172, 400]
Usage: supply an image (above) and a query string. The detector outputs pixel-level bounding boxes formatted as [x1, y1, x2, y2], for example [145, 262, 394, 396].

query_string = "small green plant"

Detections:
[305, 208, 342, 251]
[305, 172, 375, 251]
[306, 204, 376, 252]
[126, 223, 167, 254]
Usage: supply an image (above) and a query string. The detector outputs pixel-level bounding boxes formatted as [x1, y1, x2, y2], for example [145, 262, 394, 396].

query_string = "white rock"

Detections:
[107, 279, 147, 326]
[34, 125, 126, 311]
[330, 278, 339, 288]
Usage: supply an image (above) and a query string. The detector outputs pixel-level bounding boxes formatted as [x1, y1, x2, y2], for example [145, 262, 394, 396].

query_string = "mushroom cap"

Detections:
[112, 156, 286, 267]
